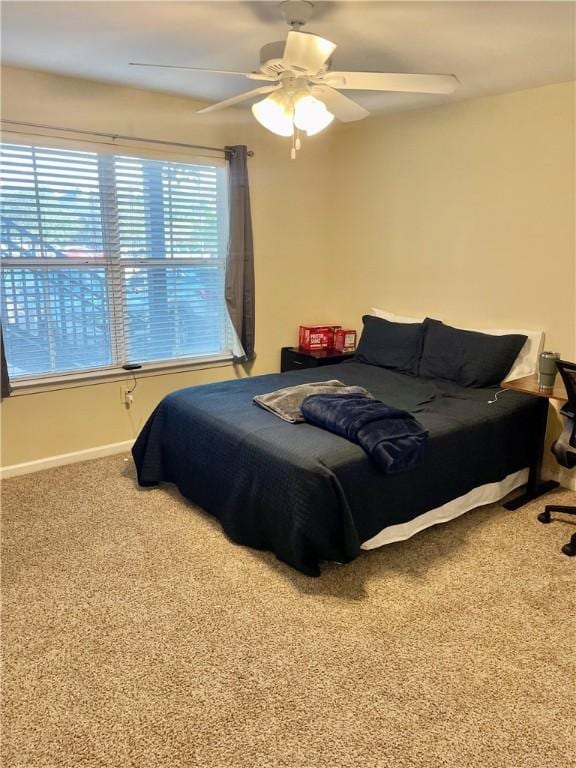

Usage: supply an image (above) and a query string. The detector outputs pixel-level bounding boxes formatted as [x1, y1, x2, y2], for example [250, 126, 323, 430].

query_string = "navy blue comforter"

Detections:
[132, 363, 539, 576]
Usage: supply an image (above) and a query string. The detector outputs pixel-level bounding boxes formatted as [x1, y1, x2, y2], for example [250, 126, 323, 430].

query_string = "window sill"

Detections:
[9, 354, 235, 396]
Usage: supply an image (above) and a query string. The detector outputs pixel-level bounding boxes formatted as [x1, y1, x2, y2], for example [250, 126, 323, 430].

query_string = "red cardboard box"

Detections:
[299, 325, 341, 351]
[333, 329, 357, 353]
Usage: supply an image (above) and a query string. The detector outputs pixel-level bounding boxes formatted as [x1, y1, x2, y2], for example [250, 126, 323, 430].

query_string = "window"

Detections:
[0, 142, 230, 382]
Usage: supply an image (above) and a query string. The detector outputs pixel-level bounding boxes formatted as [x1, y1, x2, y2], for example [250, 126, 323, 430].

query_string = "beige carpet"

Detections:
[1, 455, 575, 768]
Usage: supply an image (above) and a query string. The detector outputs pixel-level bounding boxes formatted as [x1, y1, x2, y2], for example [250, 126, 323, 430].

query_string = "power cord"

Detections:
[122, 363, 141, 395]
[487, 389, 506, 404]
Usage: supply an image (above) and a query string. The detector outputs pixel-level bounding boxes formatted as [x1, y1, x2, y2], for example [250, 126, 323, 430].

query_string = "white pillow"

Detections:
[371, 307, 423, 324]
[370, 307, 544, 381]
[470, 328, 544, 380]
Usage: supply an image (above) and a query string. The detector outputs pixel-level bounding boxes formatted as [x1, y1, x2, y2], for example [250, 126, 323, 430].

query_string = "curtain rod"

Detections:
[0, 119, 254, 157]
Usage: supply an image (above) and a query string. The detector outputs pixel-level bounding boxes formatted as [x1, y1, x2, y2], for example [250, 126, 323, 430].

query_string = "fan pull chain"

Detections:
[290, 95, 297, 160]
[291, 127, 302, 160]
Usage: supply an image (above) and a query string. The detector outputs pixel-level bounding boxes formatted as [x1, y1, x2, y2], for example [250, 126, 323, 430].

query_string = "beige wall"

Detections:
[326, 81, 575, 488]
[1, 68, 574, 470]
[329, 81, 575, 357]
[0, 66, 338, 466]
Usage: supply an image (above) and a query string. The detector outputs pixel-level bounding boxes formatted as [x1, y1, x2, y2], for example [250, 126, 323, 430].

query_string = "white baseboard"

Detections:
[0, 440, 134, 479]
[554, 468, 576, 491]
[542, 466, 576, 491]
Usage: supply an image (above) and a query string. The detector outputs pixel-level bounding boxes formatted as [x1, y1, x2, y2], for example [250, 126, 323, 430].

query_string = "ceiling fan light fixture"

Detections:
[293, 93, 334, 136]
[251, 92, 294, 137]
[135, 0, 460, 147]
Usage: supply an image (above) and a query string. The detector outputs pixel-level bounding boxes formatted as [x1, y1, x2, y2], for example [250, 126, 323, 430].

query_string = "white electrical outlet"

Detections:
[121, 387, 134, 407]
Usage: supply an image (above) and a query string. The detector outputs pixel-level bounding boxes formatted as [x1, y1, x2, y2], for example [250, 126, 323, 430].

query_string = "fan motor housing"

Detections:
[258, 40, 331, 77]
[259, 41, 287, 75]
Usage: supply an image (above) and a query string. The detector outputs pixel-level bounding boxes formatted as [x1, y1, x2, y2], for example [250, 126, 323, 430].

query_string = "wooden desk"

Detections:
[500, 374, 567, 510]
[501, 373, 567, 401]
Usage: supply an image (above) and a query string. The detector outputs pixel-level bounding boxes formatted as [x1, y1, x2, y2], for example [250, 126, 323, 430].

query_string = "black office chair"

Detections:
[537, 359, 576, 556]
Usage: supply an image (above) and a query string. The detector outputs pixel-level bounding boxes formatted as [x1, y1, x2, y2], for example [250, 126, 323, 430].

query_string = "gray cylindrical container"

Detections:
[538, 351, 560, 389]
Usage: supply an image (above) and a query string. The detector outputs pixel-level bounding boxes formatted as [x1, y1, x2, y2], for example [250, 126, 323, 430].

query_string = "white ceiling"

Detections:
[2, 1, 575, 114]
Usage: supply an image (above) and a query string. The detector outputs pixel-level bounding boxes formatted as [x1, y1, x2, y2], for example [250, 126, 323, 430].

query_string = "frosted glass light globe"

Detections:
[252, 93, 294, 137]
[293, 94, 334, 136]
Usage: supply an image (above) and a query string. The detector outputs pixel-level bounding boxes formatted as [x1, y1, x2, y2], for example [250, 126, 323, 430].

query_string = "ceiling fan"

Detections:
[130, 0, 459, 158]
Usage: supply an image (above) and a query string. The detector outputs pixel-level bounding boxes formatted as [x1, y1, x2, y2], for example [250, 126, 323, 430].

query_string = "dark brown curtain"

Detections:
[224, 146, 255, 363]
[1, 324, 10, 399]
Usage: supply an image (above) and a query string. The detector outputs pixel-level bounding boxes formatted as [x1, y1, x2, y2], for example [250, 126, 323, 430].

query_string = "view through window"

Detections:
[0, 143, 230, 380]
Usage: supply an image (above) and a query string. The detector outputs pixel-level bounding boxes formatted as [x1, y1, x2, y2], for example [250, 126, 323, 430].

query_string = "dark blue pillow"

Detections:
[419, 318, 527, 387]
[354, 315, 425, 375]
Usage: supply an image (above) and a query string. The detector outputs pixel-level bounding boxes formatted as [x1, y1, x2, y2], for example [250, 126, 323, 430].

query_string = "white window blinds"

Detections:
[0, 143, 230, 380]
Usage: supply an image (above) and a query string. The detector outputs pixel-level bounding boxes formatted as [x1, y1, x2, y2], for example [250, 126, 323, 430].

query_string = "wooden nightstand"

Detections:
[281, 347, 355, 373]
[501, 373, 567, 510]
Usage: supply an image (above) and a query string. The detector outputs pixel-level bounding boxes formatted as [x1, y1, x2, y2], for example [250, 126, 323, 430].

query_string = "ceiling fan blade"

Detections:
[322, 71, 459, 94]
[282, 30, 336, 75]
[311, 85, 369, 122]
[129, 62, 276, 82]
[196, 85, 281, 114]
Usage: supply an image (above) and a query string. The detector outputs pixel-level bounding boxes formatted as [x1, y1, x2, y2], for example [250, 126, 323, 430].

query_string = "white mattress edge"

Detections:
[360, 467, 529, 550]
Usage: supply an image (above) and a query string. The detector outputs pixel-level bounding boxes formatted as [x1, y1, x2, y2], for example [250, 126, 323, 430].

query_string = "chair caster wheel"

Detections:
[562, 534, 576, 557]
[537, 511, 551, 524]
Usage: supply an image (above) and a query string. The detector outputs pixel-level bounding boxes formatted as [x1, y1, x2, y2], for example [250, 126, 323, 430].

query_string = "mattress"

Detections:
[132, 362, 539, 575]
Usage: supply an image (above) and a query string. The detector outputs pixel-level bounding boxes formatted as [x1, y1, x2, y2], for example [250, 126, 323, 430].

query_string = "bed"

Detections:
[132, 360, 539, 575]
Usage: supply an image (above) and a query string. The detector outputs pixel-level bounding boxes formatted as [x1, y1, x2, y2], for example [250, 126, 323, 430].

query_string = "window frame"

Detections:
[0, 136, 234, 390]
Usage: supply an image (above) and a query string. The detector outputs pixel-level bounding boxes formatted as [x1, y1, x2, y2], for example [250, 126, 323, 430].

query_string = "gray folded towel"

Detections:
[254, 380, 373, 423]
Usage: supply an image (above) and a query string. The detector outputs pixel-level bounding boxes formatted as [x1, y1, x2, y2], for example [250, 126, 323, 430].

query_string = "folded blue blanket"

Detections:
[301, 393, 428, 474]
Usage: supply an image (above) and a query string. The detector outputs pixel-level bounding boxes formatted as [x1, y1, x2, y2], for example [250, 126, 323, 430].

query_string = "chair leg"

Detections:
[538, 505, 576, 524]
[544, 505, 576, 515]
[538, 506, 576, 555]
[562, 533, 576, 557]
